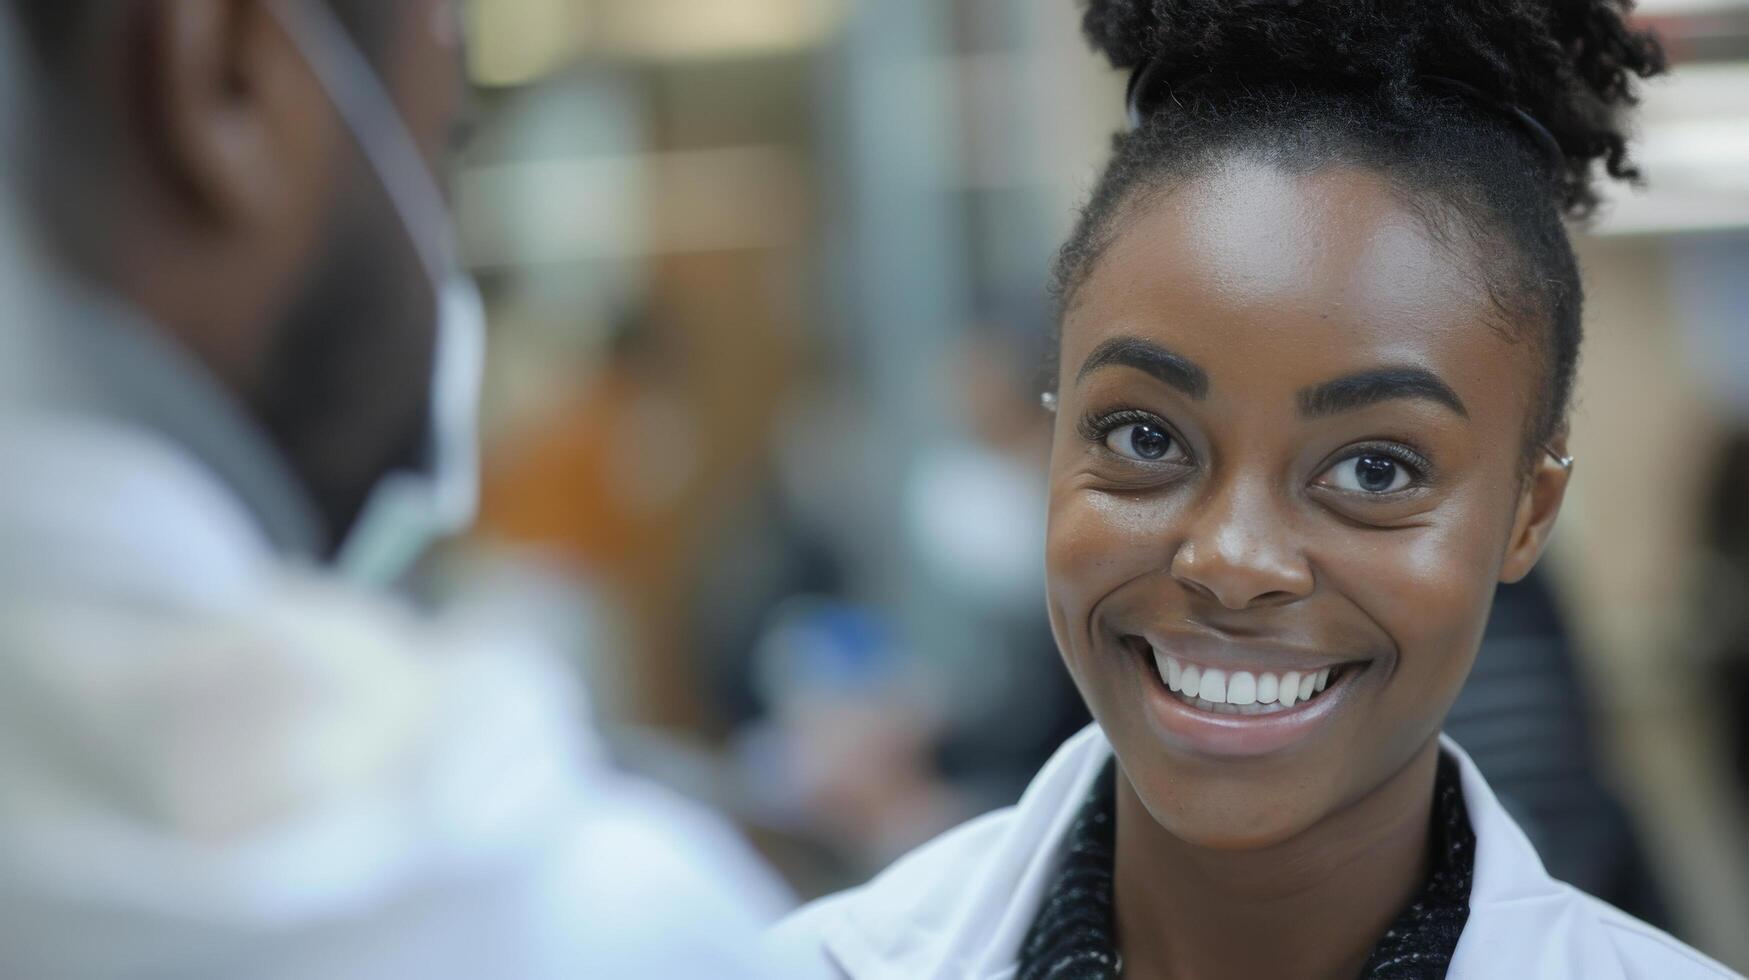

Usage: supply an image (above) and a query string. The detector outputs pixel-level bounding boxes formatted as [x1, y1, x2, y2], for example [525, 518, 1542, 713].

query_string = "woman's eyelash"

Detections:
[1078, 409, 1168, 443]
[1342, 442, 1434, 480]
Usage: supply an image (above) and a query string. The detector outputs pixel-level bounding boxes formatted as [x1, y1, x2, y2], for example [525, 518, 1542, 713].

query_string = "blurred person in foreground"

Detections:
[0, 2, 786, 977]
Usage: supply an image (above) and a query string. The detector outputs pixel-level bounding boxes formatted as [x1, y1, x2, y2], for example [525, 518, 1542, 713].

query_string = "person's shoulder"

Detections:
[1576, 890, 1744, 979]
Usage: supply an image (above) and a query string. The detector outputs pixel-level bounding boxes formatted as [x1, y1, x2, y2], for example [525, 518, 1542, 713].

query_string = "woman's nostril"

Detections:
[1174, 577, 1220, 604]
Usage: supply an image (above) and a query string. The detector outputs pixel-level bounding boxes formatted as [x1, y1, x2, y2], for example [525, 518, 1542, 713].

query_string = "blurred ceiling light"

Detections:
[593, 0, 845, 61]
[457, 145, 803, 266]
[457, 155, 647, 268]
[467, 0, 586, 88]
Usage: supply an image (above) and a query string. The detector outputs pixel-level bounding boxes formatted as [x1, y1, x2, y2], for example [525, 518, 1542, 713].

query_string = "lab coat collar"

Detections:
[0, 283, 327, 561]
[1448, 733, 1630, 980]
[812, 724, 1633, 980]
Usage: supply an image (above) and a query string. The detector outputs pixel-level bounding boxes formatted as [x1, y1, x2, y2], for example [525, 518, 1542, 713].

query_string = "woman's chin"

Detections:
[1124, 771, 1331, 853]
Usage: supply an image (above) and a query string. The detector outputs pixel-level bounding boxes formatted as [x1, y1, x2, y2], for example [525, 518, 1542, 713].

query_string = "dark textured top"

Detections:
[1017, 753, 1476, 980]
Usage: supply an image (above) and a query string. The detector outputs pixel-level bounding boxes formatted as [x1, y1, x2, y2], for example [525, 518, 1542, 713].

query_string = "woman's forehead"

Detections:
[1063, 160, 1527, 406]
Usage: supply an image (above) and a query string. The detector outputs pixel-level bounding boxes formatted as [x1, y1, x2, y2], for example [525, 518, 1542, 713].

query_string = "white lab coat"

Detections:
[769, 724, 1741, 980]
[0, 410, 792, 978]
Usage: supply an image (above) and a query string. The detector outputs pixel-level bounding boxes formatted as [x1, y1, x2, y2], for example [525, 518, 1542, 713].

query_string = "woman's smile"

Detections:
[1118, 630, 1374, 757]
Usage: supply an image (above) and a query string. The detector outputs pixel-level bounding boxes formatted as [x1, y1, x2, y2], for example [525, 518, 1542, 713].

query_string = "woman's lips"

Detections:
[1120, 634, 1369, 758]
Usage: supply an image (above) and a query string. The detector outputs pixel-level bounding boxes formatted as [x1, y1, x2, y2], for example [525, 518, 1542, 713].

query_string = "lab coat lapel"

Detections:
[1444, 735, 1629, 980]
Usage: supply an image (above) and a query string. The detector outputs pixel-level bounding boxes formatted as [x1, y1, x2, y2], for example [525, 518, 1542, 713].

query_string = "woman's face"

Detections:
[1046, 160, 1569, 849]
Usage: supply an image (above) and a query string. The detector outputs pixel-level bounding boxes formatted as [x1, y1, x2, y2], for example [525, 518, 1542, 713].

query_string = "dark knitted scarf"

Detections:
[1017, 754, 1476, 980]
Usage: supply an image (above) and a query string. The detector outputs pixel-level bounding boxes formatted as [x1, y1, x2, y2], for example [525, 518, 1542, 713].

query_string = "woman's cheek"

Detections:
[1046, 493, 1106, 654]
[1049, 491, 1152, 658]
[1049, 487, 1167, 595]
[1326, 519, 1498, 697]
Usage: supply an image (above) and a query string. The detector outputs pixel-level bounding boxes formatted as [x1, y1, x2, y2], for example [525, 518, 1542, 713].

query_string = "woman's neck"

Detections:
[1113, 738, 1442, 980]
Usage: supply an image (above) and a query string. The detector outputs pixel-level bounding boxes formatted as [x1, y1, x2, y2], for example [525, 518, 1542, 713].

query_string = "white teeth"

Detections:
[1280, 672, 1300, 708]
[1200, 669, 1228, 704]
[1227, 672, 1256, 705]
[1256, 672, 1278, 704]
[1153, 649, 1346, 712]
[1180, 664, 1202, 699]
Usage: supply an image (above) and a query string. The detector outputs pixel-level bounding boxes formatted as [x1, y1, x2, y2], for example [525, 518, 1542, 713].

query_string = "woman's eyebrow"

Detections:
[1075, 336, 1209, 399]
[1298, 367, 1469, 419]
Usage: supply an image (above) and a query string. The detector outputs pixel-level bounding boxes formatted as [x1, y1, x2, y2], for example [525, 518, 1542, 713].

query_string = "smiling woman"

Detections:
[768, 2, 1742, 979]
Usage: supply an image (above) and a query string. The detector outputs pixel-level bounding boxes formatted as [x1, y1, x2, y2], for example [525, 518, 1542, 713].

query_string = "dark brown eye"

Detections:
[1322, 454, 1412, 494]
[1106, 423, 1177, 462]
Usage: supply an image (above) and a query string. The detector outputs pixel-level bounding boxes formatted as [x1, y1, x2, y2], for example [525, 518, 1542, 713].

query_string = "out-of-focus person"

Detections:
[1700, 430, 1749, 796]
[696, 323, 1089, 892]
[0, 2, 787, 977]
[903, 325, 1092, 808]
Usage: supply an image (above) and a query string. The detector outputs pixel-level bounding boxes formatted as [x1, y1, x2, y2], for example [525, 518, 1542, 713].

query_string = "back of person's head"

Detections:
[6, 0, 473, 567]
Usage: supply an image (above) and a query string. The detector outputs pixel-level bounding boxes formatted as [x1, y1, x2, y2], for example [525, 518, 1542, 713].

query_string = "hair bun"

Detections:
[1080, 0, 1667, 214]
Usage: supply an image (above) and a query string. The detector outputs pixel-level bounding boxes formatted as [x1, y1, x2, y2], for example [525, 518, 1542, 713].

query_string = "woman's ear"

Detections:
[1500, 434, 1574, 584]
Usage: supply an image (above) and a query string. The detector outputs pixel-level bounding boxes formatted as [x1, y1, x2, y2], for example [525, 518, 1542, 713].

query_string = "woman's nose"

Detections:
[1168, 479, 1314, 611]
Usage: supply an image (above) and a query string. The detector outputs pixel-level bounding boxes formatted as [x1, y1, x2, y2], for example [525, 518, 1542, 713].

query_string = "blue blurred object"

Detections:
[757, 597, 904, 703]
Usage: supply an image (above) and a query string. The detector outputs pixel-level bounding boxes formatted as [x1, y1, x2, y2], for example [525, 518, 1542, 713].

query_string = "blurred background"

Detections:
[429, 0, 1749, 967]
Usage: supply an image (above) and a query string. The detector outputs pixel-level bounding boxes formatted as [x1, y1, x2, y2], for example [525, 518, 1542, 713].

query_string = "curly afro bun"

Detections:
[1080, 0, 1664, 216]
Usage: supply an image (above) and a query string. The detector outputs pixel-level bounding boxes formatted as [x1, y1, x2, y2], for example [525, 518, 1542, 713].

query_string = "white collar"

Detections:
[1, 285, 326, 560]
[0, 415, 292, 608]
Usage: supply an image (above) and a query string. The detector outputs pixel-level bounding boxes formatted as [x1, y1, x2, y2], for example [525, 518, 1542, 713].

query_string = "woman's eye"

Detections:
[1321, 453, 1414, 494]
[1105, 422, 1180, 462]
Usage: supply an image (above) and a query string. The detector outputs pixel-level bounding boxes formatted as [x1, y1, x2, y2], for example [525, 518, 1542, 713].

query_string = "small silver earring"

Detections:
[1041, 392, 1059, 414]
[1546, 446, 1575, 470]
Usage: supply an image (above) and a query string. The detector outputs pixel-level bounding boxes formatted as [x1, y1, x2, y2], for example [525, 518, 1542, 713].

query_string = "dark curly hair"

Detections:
[1058, 0, 1666, 453]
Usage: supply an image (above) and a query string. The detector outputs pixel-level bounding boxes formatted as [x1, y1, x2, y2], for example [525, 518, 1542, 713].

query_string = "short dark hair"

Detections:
[1061, 0, 1666, 454]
